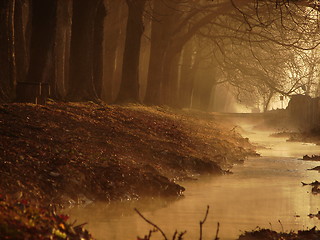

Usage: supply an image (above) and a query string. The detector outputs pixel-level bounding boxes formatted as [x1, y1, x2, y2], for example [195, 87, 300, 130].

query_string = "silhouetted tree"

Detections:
[93, 1, 107, 98]
[53, 0, 73, 99]
[192, 66, 217, 111]
[102, 0, 126, 103]
[0, 0, 16, 102]
[179, 40, 200, 108]
[115, 0, 146, 103]
[144, 0, 236, 106]
[143, 0, 168, 105]
[26, 0, 57, 84]
[14, 0, 29, 86]
[67, 0, 106, 101]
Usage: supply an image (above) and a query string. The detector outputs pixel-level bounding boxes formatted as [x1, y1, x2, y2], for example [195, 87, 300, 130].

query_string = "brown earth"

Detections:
[238, 227, 320, 240]
[0, 101, 256, 205]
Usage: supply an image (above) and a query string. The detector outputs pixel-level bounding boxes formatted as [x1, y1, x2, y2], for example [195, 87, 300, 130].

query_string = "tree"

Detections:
[53, 0, 73, 99]
[183, 0, 320, 111]
[179, 39, 200, 108]
[115, 0, 147, 103]
[102, 0, 126, 103]
[26, 0, 57, 84]
[14, 0, 29, 86]
[0, 0, 16, 102]
[144, 0, 250, 106]
[67, 0, 106, 101]
[93, 0, 107, 98]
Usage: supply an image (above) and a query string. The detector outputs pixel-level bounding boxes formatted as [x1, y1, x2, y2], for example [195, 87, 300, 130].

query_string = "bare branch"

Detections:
[199, 205, 210, 240]
[178, 231, 187, 240]
[134, 208, 168, 240]
[214, 222, 220, 240]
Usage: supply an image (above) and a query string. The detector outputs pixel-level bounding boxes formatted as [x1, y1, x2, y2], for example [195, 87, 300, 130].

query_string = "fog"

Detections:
[1, 0, 320, 239]
[65, 121, 320, 240]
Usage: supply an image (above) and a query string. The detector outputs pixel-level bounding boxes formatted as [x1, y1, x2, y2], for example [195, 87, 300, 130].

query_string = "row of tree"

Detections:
[0, 0, 106, 102]
[0, 0, 319, 111]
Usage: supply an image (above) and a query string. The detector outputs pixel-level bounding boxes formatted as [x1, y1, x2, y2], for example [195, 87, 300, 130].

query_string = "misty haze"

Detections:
[1, 0, 320, 239]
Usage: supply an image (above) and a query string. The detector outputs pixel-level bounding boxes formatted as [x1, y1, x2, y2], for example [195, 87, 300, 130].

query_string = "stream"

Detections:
[65, 122, 320, 240]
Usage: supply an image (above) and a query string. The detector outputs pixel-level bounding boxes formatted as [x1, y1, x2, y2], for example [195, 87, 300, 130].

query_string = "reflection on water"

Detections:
[65, 126, 320, 240]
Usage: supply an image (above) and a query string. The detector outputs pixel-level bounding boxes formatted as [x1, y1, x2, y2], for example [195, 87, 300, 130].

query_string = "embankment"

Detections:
[0, 102, 256, 204]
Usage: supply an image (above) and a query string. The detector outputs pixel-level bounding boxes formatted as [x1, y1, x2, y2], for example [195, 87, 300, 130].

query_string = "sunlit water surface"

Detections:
[65, 123, 320, 240]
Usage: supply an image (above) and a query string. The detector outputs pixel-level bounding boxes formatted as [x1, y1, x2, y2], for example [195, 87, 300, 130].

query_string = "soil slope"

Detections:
[0, 102, 255, 204]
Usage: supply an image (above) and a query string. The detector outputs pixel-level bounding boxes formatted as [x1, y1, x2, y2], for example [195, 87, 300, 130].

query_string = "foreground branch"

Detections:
[199, 205, 210, 240]
[134, 208, 168, 240]
[215, 222, 220, 240]
[135, 205, 218, 240]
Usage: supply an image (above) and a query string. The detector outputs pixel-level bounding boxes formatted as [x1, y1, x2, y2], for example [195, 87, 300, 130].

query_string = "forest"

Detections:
[2, 0, 320, 239]
[1, 0, 320, 111]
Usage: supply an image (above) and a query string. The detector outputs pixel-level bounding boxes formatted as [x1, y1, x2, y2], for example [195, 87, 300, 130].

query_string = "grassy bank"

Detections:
[0, 102, 255, 204]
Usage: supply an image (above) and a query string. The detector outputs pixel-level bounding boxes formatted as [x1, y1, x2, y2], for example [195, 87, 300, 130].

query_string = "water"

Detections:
[65, 123, 320, 240]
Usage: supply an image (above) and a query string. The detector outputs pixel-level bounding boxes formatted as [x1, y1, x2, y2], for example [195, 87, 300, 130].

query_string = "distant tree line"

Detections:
[0, 0, 319, 111]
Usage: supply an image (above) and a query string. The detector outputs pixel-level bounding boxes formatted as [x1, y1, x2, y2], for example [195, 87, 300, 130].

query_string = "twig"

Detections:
[148, 229, 158, 240]
[178, 231, 187, 240]
[214, 222, 220, 240]
[269, 222, 273, 230]
[73, 222, 88, 229]
[172, 230, 177, 240]
[134, 208, 168, 240]
[137, 229, 156, 240]
[199, 205, 210, 240]
[278, 220, 284, 232]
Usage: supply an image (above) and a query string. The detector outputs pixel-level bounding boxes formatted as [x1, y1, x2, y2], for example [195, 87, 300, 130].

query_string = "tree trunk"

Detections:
[192, 68, 216, 111]
[14, 0, 28, 85]
[102, 0, 125, 103]
[115, 0, 146, 103]
[161, 51, 181, 106]
[144, 40, 166, 105]
[93, 1, 107, 98]
[143, 0, 175, 105]
[67, 0, 105, 101]
[53, 0, 72, 99]
[198, 83, 215, 111]
[179, 41, 199, 108]
[0, 0, 16, 102]
[263, 90, 274, 112]
[138, 19, 152, 101]
[26, 0, 57, 84]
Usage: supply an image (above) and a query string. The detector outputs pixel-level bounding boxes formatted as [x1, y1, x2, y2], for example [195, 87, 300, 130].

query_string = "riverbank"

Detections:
[0, 102, 256, 205]
[0, 197, 94, 240]
[238, 227, 320, 240]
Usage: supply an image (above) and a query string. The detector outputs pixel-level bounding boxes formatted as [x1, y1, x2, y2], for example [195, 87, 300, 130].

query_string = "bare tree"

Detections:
[144, 0, 246, 106]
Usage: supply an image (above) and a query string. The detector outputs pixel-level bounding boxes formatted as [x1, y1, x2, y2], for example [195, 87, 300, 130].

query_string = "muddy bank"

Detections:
[238, 227, 320, 240]
[0, 102, 255, 204]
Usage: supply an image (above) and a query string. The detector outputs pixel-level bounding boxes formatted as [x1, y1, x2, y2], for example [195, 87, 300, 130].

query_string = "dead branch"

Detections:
[214, 222, 220, 240]
[178, 231, 187, 240]
[278, 220, 284, 232]
[135, 206, 214, 240]
[199, 205, 210, 240]
[134, 208, 168, 240]
[172, 230, 177, 240]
